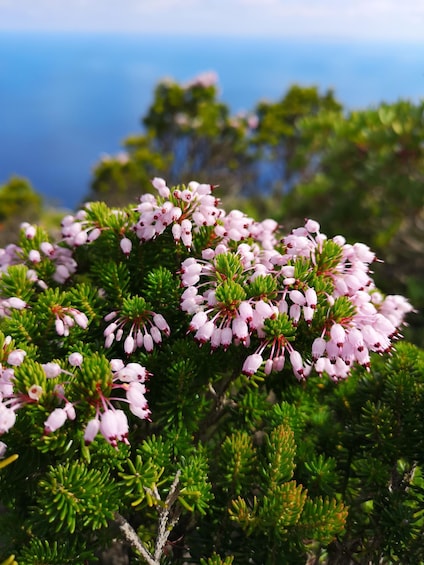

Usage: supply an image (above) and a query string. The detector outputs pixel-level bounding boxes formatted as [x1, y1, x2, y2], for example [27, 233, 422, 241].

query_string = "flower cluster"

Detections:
[180, 217, 413, 381]
[0, 223, 77, 286]
[0, 178, 414, 450]
[134, 178, 224, 247]
[103, 303, 170, 355]
[0, 339, 27, 434]
[0, 346, 151, 448]
[82, 359, 151, 448]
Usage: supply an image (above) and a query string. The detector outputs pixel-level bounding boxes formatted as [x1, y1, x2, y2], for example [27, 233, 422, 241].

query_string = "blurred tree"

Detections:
[278, 101, 424, 341]
[252, 84, 342, 194]
[0, 176, 43, 246]
[89, 72, 257, 205]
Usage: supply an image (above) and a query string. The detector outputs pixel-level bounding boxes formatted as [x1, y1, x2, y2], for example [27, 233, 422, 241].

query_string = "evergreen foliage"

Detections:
[0, 176, 419, 565]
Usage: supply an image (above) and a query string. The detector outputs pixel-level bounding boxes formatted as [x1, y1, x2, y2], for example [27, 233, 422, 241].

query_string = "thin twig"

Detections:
[116, 470, 183, 565]
[154, 470, 182, 560]
[115, 511, 158, 565]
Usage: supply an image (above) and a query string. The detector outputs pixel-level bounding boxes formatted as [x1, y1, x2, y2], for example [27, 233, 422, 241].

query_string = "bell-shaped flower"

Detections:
[84, 418, 100, 444]
[242, 353, 263, 376]
[7, 349, 26, 366]
[44, 408, 67, 434]
[68, 352, 83, 367]
[120, 237, 132, 256]
[0, 404, 16, 434]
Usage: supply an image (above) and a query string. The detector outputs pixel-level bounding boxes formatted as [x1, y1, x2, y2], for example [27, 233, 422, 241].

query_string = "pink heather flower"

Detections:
[153, 314, 170, 336]
[264, 358, 273, 375]
[347, 328, 364, 351]
[352, 242, 375, 264]
[315, 356, 333, 377]
[84, 418, 100, 444]
[44, 408, 67, 434]
[40, 241, 54, 256]
[124, 335, 135, 355]
[330, 324, 346, 347]
[172, 224, 182, 242]
[151, 177, 170, 198]
[53, 264, 71, 284]
[303, 306, 315, 325]
[305, 288, 317, 308]
[53, 306, 88, 336]
[289, 304, 302, 325]
[72, 311, 89, 329]
[341, 342, 355, 365]
[272, 355, 285, 372]
[73, 230, 88, 246]
[88, 228, 101, 242]
[104, 322, 118, 337]
[120, 237, 132, 256]
[254, 300, 274, 320]
[355, 346, 371, 368]
[326, 340, 340, 363]
[100, 409, 129, 448]
[7, 349, 26, 366]
[125, 381, 147, 408]
[189, 311, 208, 331]
[130, 404, 151, 420]
[68, 352, 83, 367]
[0, 404, 16, 434]
[242, 353, 263, 376]
[195, 320, 215, 343]
[55, 318, 65, 336]
[64, 402, 76, 420]
[221, 327, 233, 349]
[143, 333, 154, 352]
[28, 384, 43, 401]
[110, 358, 125, 372]
[304, 219, 320, 233]
[23, 224, 36, 239]
[289, 290, 306, 306]
[312, 337, 327, 361]
[113, 362, 149, 383]
[289, 349, 305, 379]
[28, 249, 41, 263]
[42, 362, 62, 378]
[239, 301, 253, 322]
[232, 318, 249, 342]
[150, 326, 162, 344]
[7, 297, 27, 309]
[0, 369, 14, 398]
[210, 327, 222, 350]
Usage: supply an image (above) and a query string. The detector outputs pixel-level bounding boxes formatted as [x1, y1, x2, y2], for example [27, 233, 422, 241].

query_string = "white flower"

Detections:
[242, 353, 263, 376]
[44, 408, 67, 434]
[28, 385, 43, 401]
[0, 404, 16, 434]
[68, 352, 83, 367]
[7, 349, 26, 366]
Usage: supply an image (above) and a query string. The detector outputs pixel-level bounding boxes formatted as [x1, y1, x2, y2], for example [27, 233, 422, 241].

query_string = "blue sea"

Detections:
[1, 32, 423, 210]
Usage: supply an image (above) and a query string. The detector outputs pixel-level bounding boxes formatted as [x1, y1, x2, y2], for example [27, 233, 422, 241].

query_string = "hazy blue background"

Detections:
[1, 1, 424, 209]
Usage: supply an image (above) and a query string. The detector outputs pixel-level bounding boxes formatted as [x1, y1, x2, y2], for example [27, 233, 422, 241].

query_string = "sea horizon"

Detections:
[1, 32, 423, 209]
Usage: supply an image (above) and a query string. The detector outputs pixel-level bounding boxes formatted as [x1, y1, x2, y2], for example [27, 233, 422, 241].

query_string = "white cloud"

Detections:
[1, 0, 424, 41]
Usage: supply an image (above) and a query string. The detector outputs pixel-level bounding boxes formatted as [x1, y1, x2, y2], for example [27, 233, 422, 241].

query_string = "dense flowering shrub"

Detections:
[0, 179, 414, 563]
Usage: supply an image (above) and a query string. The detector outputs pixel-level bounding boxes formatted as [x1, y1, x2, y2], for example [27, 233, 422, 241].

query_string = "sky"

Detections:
[1, 0, 424, 42]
